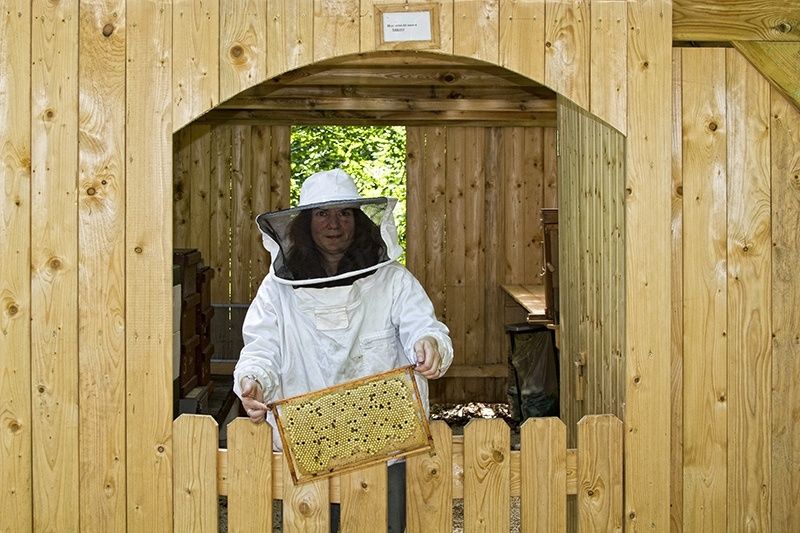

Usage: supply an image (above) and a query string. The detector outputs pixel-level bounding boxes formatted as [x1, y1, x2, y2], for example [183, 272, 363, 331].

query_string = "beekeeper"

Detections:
[233, 166, 453, 433]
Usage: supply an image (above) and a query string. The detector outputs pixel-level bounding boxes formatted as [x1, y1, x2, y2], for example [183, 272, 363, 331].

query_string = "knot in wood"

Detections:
[708, 121, 718, 132]
[43, 108, 55, 121]
[299, 501, 311, 515]
[102, 23, 114, 37]
[157, 445, 165, 453]
[440, 72, 458, 84]
[7, 303, 18, 316]
[361, 481, 369, 490]
[134, 246, 143, 254]
[776, 22, 793, 34]
[48, 257, 62, 270]
[8, 419, 21, 433]
[86, 187, 96, 196]
[492, 450, 504, 463]
[230, 45, 244, 59]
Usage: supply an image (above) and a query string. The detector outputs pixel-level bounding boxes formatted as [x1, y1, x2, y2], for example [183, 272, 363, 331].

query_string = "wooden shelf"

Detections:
[501, 284, 551, 325]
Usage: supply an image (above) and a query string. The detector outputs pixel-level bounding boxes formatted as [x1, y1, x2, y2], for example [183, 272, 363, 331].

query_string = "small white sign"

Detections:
[382, 11, 432, 42]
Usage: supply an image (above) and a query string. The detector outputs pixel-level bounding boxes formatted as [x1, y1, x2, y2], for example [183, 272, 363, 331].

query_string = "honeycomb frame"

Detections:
[271, 365, 433, 484]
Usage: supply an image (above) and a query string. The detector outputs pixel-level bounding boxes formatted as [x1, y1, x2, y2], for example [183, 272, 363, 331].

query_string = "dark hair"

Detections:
[284, 207, 387, 281]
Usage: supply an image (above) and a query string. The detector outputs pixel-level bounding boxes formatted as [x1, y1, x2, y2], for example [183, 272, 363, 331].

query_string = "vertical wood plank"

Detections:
[78, 1, 126, 531]
[543, 127, 558, 208]
[454, 0, 499, 63]
[463, 127, 486, 399]
[173, 0, 219, 131]
[267, 0, 314, 77]
[126, 1, 173, 529]
[173, 415, 219, 533]
[464, 419, 511, 532]
[483, 128, 506, 399]
[670, 48, 684, 533]
[624, 1, 672, 529]
[445, 128, 466, 401]
[577, 415, 623, 532]
[424, 128, 447, 322]
[725, 48, 772, 533]
[313, 0, 360, 62]
[681, 47, 728, 533]
[250, 124, 272, 295]
[283, 456, 330, 532]
[220, 0, 267, 102]
[406, 421, 453, 533]
[231, 125, 252, 303]
[523, 128, 545, 284]
[269, 125, 291, 212]
[545, 0, 589, 110]
[228, 418, 273, 531]
[173, 126, 192, 247]
[340, 464, 388, 532]
[189, 124, 212, 258]
[521, 417, 566, 532]
[589, 0, 626, 134]
[504, 127, 525, 284]
[209, 126, 232, 303]
[499, 0, 545, 83]
[0, 3, 32, 531]
[406, 127, 427, 284]
[770, 87, 800, 532]
[31, 1, 79, 530]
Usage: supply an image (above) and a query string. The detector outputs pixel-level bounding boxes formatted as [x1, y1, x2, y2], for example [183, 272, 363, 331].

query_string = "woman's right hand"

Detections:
[241, 378, 269, 423]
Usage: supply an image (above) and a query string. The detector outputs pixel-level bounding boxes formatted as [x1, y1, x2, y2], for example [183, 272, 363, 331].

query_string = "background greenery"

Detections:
[290, 125, 408, 261]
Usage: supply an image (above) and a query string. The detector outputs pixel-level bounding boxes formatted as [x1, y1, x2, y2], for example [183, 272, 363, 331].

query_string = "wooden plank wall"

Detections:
[671, 47, 800, 532]
[173, 124, 291, 306]
[406, 126, 557, 404]
[556, 98, 626, 447]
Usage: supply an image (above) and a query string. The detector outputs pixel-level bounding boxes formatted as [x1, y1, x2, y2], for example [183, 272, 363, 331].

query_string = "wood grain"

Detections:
[499, 0, 545, 83]
[340, 464, 388, 531]
[209, 126, 232, 303]
[733, 41, 800, 114]
[670, 48, 685, 533]
[173, 0, 219, 130]
[545, 0, 589, 110]
[624, 1, 672, 529]
[769, 86, 800, 531]
[189, 125, 212, 258]
[220, 0, 267, 102]
[283, 455, 330, 532]
[78, 1, 127, 531]
[31, 1, 80, 530]
[589, 0, 626, 134]
[725, 48, 772, 533]
[125, 1, 173, 529]
[173, 126, 192, 247]
[577, 415, 623, 532]
[267, 0, 314, 77]
[231, 125, 252, 303]
[673, 0, 800, 42]
[0, 2, 31, 531]
[228, 418, 273, 531]
[681, 47, 728, 533]
[313, 0, 360, 62]
[463, 418, 511, 532]
[521, 417, 566, 532]
[407, 421, 453, 533]
[454, 0, 499, 63]
[173, 415, 218, 532]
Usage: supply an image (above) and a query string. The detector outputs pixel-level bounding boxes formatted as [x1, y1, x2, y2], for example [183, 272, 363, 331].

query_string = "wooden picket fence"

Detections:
[173, 415, 622, 532]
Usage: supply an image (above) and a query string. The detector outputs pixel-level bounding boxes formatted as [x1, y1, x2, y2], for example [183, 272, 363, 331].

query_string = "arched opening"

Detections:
[171, 50, 625, 450]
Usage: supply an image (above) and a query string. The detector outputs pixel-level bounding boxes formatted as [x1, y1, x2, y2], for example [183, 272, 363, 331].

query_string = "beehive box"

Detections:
[271, 366, 432, 484]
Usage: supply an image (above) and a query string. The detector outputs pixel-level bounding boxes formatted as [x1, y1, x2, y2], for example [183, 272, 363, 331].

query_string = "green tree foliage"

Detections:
[290, 125, 408, 262]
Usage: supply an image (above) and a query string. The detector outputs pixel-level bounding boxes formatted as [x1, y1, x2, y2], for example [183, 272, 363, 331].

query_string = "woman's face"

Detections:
[310, 207, 355, 258]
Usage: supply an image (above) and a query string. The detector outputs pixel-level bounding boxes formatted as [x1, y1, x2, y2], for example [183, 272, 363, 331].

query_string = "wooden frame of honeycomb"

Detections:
[270, 365, 433, 484]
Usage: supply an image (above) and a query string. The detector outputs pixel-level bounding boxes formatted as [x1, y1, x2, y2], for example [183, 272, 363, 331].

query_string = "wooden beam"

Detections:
[197, 109, 556, 127]
[673, 0, 800, 42]
[734, 41, 800, 111]
[217, 96, 557, 113]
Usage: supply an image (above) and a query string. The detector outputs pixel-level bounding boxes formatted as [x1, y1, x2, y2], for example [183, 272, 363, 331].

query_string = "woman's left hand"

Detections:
[414, 336, 444, 379]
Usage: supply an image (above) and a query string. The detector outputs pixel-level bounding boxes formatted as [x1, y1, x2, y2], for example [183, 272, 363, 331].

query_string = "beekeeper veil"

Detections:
[256, 168, 403, 286]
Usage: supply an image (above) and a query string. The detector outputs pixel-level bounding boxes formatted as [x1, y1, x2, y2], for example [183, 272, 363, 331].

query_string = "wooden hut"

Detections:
[1, 0, 799, 531]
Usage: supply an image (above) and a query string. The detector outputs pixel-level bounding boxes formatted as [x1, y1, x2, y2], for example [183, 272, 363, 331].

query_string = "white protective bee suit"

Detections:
[233, 168, 454, 448]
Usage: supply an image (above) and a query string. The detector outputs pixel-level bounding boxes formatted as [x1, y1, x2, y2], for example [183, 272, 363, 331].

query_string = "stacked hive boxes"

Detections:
[173, 249, 215, 413]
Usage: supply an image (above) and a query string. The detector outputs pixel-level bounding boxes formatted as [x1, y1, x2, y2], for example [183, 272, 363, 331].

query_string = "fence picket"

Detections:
[522, 417, 567, 532]
[228, 418, 272, 531]
[577, 414, 623, 532]
[340, 463, 387, 532]
[407, 421, 453, 533]
[464, 419, 511, 532]
[173, 415, 219, 533]
[283, 456, 329, 532]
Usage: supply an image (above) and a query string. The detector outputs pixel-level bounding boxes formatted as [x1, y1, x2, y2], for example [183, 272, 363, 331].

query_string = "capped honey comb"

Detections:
[271, 365, 432, 484]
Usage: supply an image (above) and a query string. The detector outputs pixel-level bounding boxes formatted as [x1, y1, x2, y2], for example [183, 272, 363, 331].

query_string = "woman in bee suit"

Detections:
[234, 168, 453, 532]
